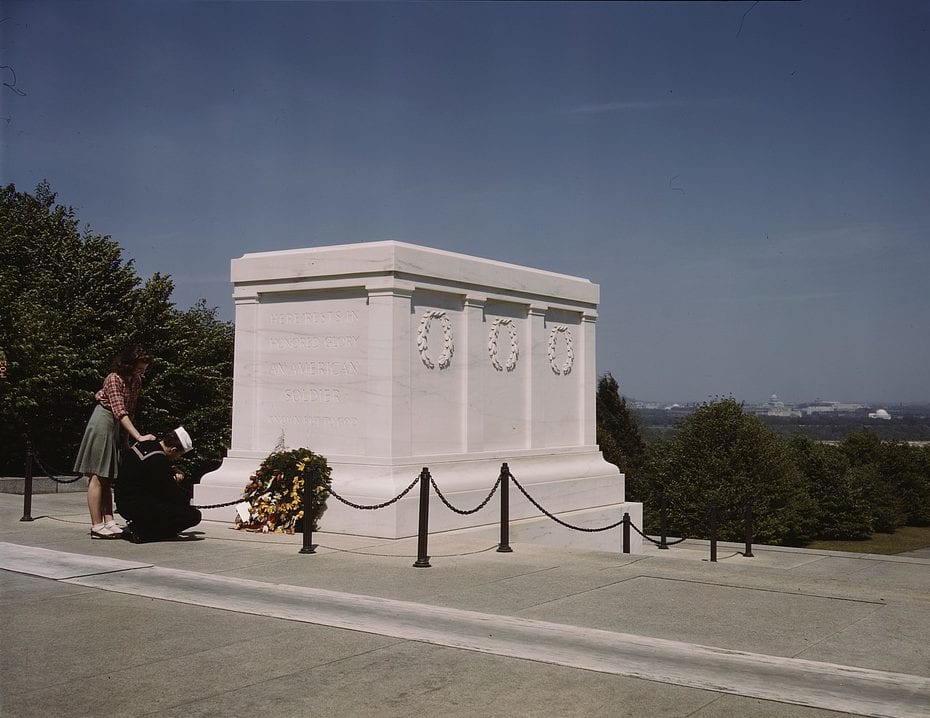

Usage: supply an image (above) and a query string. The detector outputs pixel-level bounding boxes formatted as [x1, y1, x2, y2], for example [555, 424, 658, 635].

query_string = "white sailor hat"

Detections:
[173, 426, 193, 454]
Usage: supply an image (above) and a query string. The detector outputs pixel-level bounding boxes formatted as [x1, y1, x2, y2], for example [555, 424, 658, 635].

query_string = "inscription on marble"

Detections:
[268, 335, 360, 350]
[268, 415, 360, 428]
[269, 310, 360, 325]
[271, 361, 360, 376]
[255, 297, 368, 451]
[282, 387, 343, 403]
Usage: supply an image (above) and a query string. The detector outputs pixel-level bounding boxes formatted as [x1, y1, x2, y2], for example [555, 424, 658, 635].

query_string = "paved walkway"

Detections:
[2, 493, 929, 718]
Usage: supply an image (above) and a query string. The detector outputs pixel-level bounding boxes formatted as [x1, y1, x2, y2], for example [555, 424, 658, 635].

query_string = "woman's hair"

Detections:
[111, 344, 152, 377]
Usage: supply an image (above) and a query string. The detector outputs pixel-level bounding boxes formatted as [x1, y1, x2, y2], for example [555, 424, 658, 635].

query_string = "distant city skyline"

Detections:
[2, 1, 928, 404]
[628, 393, 921, 410]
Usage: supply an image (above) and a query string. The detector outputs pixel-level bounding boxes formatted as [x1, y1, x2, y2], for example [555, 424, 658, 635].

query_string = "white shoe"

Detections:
[104, 520, 124, 535]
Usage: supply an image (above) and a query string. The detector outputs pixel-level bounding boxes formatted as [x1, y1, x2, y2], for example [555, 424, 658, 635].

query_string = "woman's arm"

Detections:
[120, 414, 156, 443]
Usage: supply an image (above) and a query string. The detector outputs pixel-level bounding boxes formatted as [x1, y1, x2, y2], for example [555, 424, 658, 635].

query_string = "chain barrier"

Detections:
[191, 497, 248, 510]
[32, 453, 84, 484]
[429, 472, 501, 515]
[508, 471, 624, 532]
[20, 437, 750, 562]
[625, 518, 688, 547]
[324, 474, 421, 511]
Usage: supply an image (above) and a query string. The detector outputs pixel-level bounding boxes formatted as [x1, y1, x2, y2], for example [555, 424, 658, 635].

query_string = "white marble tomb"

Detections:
[196, 241, 643, 550]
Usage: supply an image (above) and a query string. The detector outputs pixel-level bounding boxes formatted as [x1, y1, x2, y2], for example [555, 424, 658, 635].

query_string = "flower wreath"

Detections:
[547, 325, 574, 375]
[488, 317, 519, 371]
[417, 309, 454, 369]
[236, 448, 332, 533]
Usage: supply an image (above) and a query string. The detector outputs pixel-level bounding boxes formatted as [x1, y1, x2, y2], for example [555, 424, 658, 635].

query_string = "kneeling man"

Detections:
[116, 426, 201, 542]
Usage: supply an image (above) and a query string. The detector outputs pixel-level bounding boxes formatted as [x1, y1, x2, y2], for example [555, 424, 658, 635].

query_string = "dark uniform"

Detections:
[115, 440, 201, 541]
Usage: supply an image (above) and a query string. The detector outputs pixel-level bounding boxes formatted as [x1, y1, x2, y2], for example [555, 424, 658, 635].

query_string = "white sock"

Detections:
[92, 523, 106, 531]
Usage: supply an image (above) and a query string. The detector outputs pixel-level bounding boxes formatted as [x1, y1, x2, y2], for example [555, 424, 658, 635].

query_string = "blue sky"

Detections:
[2, 1, 928, 404]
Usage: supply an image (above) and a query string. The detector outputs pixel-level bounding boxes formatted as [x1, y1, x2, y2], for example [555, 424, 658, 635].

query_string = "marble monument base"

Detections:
[196, 447, 642, 551]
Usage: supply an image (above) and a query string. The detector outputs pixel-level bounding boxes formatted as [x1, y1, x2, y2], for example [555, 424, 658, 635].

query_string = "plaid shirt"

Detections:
[95, 372, 142, 421]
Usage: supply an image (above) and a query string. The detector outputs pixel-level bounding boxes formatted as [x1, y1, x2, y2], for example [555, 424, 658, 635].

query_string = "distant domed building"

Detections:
[749, 393, 801, 418]
[868, 409, 892, 420]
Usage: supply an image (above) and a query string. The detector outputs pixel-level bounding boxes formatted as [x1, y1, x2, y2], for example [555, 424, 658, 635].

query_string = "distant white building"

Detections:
[750, 393, 801, 418]
[801, 400, 866, 416]
[868, 409, 892, 420]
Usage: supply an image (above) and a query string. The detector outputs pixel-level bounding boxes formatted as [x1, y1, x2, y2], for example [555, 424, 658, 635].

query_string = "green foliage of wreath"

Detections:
[236, 448, 332, 533]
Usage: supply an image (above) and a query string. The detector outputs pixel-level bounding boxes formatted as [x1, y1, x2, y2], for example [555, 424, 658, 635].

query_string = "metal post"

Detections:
[413, 468, 432, 568]
[622, 512, 631, 554]
[21, 442, 34, 522]
[497, 463, 513, 553]
[709, 503, 718, 563]
[299, 467, 316, 554]
[658, 493, 669, 549]
[743, 500, 754, 558]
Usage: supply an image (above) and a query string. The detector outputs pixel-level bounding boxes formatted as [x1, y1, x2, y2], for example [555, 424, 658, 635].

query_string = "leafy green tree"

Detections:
[0, 182, 232, 479]
[839, 430, 910, 532]
[627, 435, 672, 534]
[913, 445, 930, 526]
[789, 435, 872, 539]
[877, 441, 930, 527]
[841, 428, 885, 465]
[596, 372, 645, 475]
[133, 289, 234, 481]
[655, 398, 817, 545]
[847, 464, 902, 533]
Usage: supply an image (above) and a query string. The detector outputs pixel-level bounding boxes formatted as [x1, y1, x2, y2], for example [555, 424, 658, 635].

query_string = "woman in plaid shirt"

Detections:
[74, 344, 156, 539]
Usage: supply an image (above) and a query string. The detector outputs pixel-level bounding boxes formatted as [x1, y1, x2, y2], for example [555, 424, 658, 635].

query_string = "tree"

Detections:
[654, 398, 817, 545]
[877, 441, 930, 528]
[789, 435, 872, 539]
[0, 182, 233, 480]
[596, 372, 645, 475]
[840, 430, 908, 532]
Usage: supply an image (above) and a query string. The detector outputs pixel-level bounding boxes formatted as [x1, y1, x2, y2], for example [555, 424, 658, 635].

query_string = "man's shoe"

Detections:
[122, 527, 150, 544]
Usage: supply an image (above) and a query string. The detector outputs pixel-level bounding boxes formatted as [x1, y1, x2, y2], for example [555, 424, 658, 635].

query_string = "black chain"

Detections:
[625, 520, 689, 546]
[509, 472, 625, 533]
[48, 447, 697, 547]
[193, 474, 421, 512]
[661, 536, 689, 546]
[429, 473, 501, 515]
[33, 448, 248, 510]
[32, 455, 84, 484]
[325, 474, 421, 511]
[191, 497, 249, 510]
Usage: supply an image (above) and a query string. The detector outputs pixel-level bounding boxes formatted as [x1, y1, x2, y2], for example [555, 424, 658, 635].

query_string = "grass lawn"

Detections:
[803, 525, 930, 555]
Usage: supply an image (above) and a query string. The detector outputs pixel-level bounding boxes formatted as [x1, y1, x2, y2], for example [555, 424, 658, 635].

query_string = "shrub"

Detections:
[655, 398, 818, 545]
[236, 448, 332, 533]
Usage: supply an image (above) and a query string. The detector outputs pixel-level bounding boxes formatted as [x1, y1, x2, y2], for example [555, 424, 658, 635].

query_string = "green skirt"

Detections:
[73, 404, 121, 480]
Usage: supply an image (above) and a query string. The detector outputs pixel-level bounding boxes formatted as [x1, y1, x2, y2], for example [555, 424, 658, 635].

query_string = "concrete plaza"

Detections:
[2, 491, 928, 718]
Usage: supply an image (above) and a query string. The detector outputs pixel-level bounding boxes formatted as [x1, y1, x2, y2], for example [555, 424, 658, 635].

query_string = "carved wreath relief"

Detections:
[547, 325, 574, 375]
[417, 310, 454, 369]
[488, 318, 519, 372]
[416, 311, 573, 376]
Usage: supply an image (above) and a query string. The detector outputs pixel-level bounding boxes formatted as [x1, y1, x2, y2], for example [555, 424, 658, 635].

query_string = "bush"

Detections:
[789, 436, 872, 540]
[652, 398, 818, 545]
[236, 448, 332, 533]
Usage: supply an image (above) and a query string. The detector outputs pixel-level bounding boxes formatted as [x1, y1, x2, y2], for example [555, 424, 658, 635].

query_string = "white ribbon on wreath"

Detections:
[488, 317, 519, 372]
[547, 325, 574, 375]
[417, 310, 454, 369]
